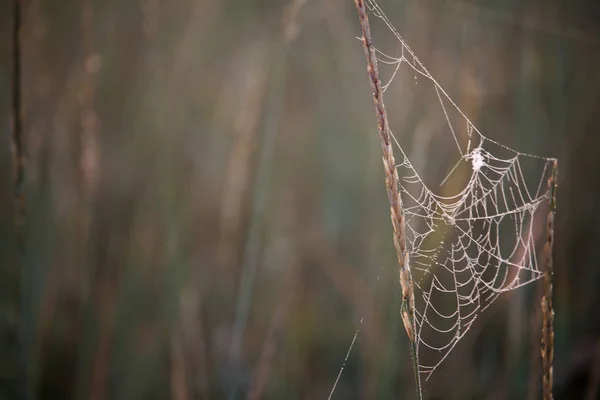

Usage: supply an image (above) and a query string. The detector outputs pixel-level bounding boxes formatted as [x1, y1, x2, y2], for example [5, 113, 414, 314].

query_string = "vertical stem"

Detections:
[11, 0, 29, 398]
[541, 159, 557, 400]
[11, 3, 24, 203]
[80, 1, 106, 398]
[11, 1, 24, 247]
[352, 1, 422, 398]
[227, 2, 306, 400]
[527, 264, 543, 400]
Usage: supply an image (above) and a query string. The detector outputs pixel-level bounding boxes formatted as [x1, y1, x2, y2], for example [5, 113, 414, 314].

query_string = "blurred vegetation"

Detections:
[1, 0, 600, 399]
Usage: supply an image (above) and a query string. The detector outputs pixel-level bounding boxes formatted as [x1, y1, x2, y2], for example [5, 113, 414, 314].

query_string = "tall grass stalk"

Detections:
[352, 1, 422, 398]
[11, 0, 24, 226]
[541, 160, 558, 400]
[11, 0, 29, 398]
[227, 1, 306, 399]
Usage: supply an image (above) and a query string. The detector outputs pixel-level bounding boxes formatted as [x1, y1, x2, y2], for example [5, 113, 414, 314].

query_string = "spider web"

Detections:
[364, 0, 556, 381]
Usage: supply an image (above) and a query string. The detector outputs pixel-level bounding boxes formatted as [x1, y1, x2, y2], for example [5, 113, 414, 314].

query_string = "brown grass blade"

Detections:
[541, 159, 558, 400]
[352, 1, 422, 398]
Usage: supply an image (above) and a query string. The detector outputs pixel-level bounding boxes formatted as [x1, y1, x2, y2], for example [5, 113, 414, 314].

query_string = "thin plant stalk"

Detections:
[12, 0, 30, 397]
[541, 160, 558, 400]
[227, 2, 306, 399]
[352, 1, 422, 398]
[527, 265, 543, 400]
[11, 0, 24, 228]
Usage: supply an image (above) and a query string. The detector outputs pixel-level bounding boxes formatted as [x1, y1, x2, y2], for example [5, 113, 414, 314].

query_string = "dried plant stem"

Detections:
[218, 55, 267, 274]
[527, 274, 543, 400]
[227, 2, 307, 399]
[11, 2, 24, 221]
[353, 1, 422, 398]
[80, 0, 100, 197]
[247, 259, 295, 400]
[541, 160, 557, 400]
[170, 328, 189, 400]
[11, 0, 29, 398]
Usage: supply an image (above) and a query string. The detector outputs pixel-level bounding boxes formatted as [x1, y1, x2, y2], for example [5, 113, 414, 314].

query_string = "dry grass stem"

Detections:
[218, 54, 268, 273]
[79, 0, 100, 197]
[11, 0, 28, 397]
[541, 160, 558, 400]
[228, 2, 307, 398]
[352, 1, 421, 398]
[282, 0, 307, 41]
[528, 278, 543, 400]
[247, 258, 296, 400]
[11, 1, 25, 230]
[170, 329, 190, 400]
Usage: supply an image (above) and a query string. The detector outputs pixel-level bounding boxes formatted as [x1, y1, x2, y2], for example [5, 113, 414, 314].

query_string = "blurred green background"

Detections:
[1, 0, 599, 399]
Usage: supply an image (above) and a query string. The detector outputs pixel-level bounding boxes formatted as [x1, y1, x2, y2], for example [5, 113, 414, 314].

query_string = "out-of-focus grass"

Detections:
[0, 0, 599, 399]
